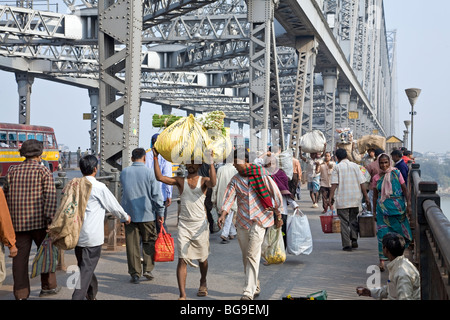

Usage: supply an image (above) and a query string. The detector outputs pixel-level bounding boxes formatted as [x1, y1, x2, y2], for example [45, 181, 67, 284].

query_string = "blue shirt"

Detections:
[395, 159, 409, 186]
[145, 151, 173, 201]
[120, 162, 165, 222]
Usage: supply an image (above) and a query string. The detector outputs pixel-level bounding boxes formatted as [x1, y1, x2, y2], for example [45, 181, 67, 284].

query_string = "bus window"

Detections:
[18, 132, 26, 146]
[36, 133, 44, 142]
[8, 132, 17, 147]
[27, 133, 35, 140]
[45, 134, 55, 148]
[0, 131, 8, 147]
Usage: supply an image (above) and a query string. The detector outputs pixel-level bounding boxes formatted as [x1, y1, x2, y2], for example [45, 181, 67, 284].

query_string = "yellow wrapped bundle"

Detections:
[206, 127, 233, 163]
[154, 114, 208, 164]
[154, 113, 232, 164]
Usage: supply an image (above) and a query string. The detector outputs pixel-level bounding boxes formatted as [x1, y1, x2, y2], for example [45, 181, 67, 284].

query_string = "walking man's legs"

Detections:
[236, 223, 265, 299]
[72, 245, 101, 300]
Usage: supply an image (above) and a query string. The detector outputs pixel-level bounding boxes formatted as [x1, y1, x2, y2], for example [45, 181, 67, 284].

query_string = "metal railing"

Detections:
[409, 163, 450, 300]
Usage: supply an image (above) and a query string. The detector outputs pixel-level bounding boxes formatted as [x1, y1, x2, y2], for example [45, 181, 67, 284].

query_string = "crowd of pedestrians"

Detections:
[0, 138, 420, 300]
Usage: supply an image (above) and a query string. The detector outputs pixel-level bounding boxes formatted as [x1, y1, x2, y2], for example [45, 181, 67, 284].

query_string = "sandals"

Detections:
[197, 286, 208, 297]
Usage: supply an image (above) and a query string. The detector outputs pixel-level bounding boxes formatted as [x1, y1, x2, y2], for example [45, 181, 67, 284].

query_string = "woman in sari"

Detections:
[372, 153, 412, 271]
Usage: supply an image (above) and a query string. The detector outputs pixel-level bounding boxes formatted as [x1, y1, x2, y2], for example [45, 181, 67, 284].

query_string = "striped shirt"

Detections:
[3, 159, 57, 232]
[221, 169, 284, 230]
[331, 159, 365, 209]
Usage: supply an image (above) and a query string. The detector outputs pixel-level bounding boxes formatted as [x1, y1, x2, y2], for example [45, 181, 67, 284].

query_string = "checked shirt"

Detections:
[3, 159, 57, 232]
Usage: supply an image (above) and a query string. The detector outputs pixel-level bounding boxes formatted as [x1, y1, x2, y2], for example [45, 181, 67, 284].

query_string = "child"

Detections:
[356, 232, 420, 300]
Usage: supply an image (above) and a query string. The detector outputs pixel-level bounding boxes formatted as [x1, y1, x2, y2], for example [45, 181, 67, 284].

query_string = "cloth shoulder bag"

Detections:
[48, 177, 92, 250]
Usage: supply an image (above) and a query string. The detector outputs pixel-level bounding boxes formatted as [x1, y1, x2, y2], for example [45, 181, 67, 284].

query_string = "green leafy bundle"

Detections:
[152, 114, 183, 128]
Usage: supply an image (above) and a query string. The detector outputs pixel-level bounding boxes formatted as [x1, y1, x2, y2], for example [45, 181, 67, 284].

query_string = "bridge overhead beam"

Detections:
[275, 0, 385, 137]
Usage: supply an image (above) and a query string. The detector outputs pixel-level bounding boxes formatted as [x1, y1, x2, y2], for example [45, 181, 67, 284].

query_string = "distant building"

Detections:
[385, 135, 403, 155]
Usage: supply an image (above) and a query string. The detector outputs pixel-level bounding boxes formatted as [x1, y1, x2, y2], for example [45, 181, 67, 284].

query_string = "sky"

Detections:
[0, 0, 449, 154]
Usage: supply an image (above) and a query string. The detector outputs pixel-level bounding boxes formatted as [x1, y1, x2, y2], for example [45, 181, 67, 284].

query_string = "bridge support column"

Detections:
[88, 88, 99, 156]
[289, 37, 317, 158]
[161, 104, 172, 115]
[349, 95, 358, 137]
[98, 0, 143, 173]
[238, 122, 244, 135]
[322, 68, 338, 150]
[15, 72, 34, 125]
[248, 0, 284, 154]
[338, 85, 350, 129]
[224, 118, 231, 129]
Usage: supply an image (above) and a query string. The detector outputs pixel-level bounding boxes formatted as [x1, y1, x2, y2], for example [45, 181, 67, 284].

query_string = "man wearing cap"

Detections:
[146, 133, 173, 233]
[3, 139, 59, 300]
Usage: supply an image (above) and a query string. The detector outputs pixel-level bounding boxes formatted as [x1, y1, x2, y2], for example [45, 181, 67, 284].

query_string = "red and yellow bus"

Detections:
[0, 123, 59, 176]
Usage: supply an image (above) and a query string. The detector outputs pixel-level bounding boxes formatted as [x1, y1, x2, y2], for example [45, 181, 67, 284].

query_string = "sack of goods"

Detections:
[299, 130, 326, 153]
[335, 128, 354, 144]
[154, 111, 232, 164]
[278, 149, 294, 180]
[357, 135, 386, 154]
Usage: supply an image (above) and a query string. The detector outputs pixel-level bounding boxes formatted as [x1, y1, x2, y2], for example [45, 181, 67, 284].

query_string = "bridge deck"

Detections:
[0, 185, 388, 301]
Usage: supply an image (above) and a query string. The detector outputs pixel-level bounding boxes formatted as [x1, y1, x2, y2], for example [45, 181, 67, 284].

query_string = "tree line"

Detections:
[417, 159, 450, 190]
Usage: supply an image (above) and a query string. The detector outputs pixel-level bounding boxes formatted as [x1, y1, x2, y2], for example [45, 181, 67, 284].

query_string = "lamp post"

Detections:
[404, 120, 411, 149]
[405, 88, 421, 154]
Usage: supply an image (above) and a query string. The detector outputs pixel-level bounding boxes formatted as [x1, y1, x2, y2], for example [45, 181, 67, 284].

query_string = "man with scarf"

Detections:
[218, 149, 283, 300]
[257, 151, 300, 247]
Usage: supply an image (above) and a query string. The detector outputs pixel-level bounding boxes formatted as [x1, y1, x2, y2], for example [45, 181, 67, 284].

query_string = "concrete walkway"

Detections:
[0, 186, 387, 301]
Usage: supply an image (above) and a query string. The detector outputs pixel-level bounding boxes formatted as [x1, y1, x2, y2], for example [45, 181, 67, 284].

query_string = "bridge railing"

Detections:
[409, 163, 450, 300]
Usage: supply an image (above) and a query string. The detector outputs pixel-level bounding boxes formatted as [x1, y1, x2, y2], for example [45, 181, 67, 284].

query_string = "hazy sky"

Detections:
[0, 0, 449, 153]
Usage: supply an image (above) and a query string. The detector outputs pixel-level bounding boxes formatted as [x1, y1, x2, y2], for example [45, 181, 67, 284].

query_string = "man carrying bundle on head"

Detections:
[152, 147, 216, 300]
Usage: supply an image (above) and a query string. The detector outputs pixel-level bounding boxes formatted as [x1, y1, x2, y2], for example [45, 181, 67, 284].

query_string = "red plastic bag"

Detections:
[154, 226, 174, 262]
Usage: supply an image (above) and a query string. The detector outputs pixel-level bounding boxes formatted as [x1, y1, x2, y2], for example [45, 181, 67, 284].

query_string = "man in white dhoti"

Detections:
[212, 161, 238, 243]
[152, 148, 216, 300]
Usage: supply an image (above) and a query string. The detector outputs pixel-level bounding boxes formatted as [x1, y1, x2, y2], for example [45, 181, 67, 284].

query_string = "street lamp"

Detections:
[405, 88, 421, 154]
[404, 120, 411, 149]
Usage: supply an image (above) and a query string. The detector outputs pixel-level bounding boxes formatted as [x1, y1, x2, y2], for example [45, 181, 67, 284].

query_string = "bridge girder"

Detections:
[0, 0, 396, 165]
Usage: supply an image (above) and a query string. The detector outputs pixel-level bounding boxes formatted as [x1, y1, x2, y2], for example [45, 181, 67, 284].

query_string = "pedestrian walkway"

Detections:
[0, 186, 386, 301]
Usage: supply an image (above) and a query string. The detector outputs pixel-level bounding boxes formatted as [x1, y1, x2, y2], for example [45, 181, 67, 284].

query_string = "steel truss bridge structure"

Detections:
[0, 0, 397, 172]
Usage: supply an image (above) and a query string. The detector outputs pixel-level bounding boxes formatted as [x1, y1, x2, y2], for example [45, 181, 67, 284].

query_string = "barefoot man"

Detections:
[153, 148, 216, 300]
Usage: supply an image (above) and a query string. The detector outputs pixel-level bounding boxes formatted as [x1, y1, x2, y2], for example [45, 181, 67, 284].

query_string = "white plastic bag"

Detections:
[278, 149, 293, 179]
[261, 226, 286, 265]
[286, 210, 313, 255]
[299, 130, 326, 153]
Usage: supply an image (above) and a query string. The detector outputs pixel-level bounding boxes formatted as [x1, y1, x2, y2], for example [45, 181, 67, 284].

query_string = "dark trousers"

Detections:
[72, 245, 102, 300]
[13, 228, 57, 300]
[337, 207, 359, 248]
[125, 221, 157, 277]
[319, 186, 335, 211]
